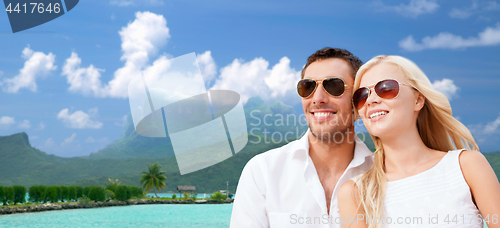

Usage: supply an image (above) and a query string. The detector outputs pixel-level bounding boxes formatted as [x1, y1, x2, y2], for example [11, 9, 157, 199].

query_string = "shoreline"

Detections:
[0, 198, 234, 215]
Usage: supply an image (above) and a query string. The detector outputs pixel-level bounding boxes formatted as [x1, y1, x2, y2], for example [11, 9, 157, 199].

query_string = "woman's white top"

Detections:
[353, 149, 483, 228]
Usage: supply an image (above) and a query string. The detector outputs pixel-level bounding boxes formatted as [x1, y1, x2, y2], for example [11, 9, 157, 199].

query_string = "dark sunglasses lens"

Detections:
[375, 79, 399, 99]
[297, 79, 316, 98]
[353, 88, 370, 110]
[323, 78, 345, 97]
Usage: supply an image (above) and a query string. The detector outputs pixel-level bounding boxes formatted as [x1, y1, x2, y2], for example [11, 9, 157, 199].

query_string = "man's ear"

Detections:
[414, 92, 425, 111]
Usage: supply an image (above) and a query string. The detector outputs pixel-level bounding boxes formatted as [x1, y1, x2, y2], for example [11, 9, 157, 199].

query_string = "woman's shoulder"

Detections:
[339, 173, 365, 197]
[338, 179, 359, 202]
[457, 149, 484, 159]
[457, 149, 489, 172]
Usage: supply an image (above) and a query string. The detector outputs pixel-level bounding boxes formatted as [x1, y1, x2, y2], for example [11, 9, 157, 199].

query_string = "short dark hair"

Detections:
[301, 47, 363, 79]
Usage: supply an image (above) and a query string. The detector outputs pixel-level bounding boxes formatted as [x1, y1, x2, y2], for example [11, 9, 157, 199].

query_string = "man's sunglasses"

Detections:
[352, 79, 412, 110]
[297, 77, 349, 98]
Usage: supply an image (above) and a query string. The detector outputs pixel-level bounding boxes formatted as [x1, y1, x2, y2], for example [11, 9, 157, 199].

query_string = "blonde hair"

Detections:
[353, 55, 479, 228]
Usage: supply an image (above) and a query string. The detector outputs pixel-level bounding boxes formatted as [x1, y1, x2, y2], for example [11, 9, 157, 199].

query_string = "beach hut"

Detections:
[177, 185, 196, 198]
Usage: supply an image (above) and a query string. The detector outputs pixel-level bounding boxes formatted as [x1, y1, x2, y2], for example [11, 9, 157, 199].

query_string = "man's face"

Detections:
[302, 58, 355, 142]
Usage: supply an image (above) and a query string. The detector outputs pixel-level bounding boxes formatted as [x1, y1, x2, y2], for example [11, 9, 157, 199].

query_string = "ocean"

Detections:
[0, 204, 233, 227]
[0, 204, 492, 228]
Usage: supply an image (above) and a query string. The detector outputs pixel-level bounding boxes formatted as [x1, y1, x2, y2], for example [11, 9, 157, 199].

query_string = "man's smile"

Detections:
[310, 110, 337, 121]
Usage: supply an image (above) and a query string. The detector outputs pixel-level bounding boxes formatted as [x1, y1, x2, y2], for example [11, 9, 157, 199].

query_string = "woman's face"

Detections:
[357, 63, 423, 139]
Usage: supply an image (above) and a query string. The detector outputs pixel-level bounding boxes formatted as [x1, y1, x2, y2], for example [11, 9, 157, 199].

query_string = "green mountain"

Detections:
[0, 97, 313, 192]
[484, 151, 500, 180]
[0, 131, 293, 192]
[0, 132, 169, 186]
[88, 96, 309, 160]
[87, 114, 175, 160]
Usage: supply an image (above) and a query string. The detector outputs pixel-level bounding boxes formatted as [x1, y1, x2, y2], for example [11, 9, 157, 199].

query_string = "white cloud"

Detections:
[469, 113, 500, 145]
[30, 135, 39, 140]
[110, 0, 133, 7]
[210, 56, 301, 104]
[0, 116, 15, 126]
[375, 0, 439, 18]
[485, 1, 500, 10]
[2, 46, 57, 93]
[17, 120, 31, 129]
[449, 0, 478, 19]
[449, 8, 474, 19]
[449, 0, 500, 19]
[484, 113, 500, 133]
[88, 107, 98, 117]
[85, 136, 108, 143]
[197, 51, 217, 86]
[106, 11, 170, 98]
[62, 52, 105, 97]
[44, 138, 55, 147]
[399, 23, 500, 51]
[114, 114, 128, 127]
[62, 12, 301, 105]
[62, 11, 170, 98]
[61, 133, 77, 146]
[36, 121, 45, 130]
[57, 108, 103, 129]
[265, 57, 301, 99]
[110, 0, 163, 6]
[432, 78, 459, 100]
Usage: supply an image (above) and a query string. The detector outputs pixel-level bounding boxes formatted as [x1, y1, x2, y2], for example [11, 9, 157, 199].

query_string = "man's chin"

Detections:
[310, 127, 333, 138]
[309, 125, 336, 135]
[308, 124, 353, 142]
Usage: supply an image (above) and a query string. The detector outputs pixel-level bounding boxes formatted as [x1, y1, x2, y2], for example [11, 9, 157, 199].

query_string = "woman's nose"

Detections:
[365, 88, 380, 106]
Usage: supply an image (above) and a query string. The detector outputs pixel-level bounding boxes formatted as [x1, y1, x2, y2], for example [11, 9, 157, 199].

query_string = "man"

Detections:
[230, 48, 373, 227]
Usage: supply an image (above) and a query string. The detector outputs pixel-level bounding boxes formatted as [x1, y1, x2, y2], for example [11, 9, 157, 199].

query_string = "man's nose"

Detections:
[311, 83, 329, 104]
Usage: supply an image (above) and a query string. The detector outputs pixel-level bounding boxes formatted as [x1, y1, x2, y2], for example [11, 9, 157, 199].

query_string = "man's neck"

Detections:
[308, 130, 356, 173]
[307, 128, 356, 214]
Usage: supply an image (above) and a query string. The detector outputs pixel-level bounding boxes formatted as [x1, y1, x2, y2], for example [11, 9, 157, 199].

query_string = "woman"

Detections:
[337, 55, 500, 228]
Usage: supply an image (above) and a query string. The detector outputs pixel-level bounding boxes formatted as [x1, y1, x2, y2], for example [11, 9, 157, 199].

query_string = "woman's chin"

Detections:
[366, 127, 388, 139]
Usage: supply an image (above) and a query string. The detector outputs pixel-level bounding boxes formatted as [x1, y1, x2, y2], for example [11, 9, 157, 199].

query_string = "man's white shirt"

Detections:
[230, 129, 373, 228]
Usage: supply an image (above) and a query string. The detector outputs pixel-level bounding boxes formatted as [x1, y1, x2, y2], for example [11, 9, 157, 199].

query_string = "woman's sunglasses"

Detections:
[297, 77, 348, 98]
[353, 79, 412, 110]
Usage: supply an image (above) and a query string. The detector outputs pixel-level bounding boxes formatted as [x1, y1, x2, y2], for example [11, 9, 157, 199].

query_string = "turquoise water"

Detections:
[145, 193, 213, 199]
[0, 204, 233, 227]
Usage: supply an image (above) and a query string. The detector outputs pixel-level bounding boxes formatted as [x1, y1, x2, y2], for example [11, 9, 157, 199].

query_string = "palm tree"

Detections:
[140, 163, 167, 198]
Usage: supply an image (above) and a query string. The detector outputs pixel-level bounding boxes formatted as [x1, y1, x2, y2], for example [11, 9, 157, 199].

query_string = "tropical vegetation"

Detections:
[0, 183, 147, 206]
[141, 163, 167, 198]
[210, 191, 227, 202]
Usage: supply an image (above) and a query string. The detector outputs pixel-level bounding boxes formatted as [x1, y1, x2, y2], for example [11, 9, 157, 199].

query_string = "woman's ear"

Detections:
[414, 92, 425, 111]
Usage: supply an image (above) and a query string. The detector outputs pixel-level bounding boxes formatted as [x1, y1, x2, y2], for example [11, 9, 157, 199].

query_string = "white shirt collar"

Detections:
[293, 128, 373, 214]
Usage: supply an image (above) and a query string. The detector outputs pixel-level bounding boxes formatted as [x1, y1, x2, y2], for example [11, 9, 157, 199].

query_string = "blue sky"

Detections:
[0, 0, 499, 156]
